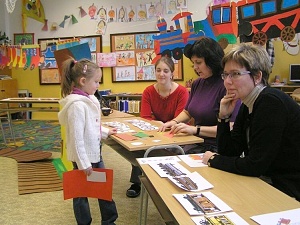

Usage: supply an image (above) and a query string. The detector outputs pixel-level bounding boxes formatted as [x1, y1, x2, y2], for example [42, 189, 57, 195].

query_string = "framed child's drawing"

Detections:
[38, 35, 102, 85]
[110, 31, 183, 82]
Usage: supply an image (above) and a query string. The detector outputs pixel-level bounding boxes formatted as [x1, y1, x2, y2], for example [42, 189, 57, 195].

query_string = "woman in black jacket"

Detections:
[203, 43, 300, 201]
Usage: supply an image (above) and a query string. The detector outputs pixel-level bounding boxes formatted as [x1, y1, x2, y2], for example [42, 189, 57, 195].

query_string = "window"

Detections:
[241, 4, 256, 19]
[261, 1, 276, 15]
[282, 0, 299, 9]
[212, 7, 231, 24]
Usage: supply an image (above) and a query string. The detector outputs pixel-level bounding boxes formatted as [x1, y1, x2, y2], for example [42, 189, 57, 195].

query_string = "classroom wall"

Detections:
[0, 0, 299, 121]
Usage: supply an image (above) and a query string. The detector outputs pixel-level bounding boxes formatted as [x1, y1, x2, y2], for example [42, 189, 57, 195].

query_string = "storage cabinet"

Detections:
[0, 79, 18, 109]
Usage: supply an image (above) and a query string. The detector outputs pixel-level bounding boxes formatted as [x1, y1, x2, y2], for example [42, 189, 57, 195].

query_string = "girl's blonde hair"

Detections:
[60, 58, 100, 97]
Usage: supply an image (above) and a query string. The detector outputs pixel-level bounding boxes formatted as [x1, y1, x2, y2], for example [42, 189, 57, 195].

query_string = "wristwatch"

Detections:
[217, 113, 231, 123]
[196, 125, 201, 136]
[207, 154, 216, 167]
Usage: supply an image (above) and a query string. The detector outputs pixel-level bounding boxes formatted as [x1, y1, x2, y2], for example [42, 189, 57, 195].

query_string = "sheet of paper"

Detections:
[148, 161, 191, 178]
[178, 154, 207, 167]
[87, 171, 106, 182]
[173, 191, 232, 216]
[63, 168, 113, 201]
[250, 208, 300, 225]
[192, 212, 249, 225]
[137, 156, 180, 164]
[168, 171, 213, 191]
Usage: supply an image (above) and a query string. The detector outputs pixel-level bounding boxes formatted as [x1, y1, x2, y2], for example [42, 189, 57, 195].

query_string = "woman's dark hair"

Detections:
[185, 37, 224, 76]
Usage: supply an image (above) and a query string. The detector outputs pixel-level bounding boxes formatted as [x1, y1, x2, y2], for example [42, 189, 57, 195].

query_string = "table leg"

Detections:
[0, 118, 7, 144]
[6, 111, 16, 145]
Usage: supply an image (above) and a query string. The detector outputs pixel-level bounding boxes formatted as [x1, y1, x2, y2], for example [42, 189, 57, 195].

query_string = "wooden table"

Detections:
[0, 97, 60, 113]
[102, 117, 204, 165]
[138, 160, 300, 225]
[101, 110, 134, 120]
[0, 98, 59, 144]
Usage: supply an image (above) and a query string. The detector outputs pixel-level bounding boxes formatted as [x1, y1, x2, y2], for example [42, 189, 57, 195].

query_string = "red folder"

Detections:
[63, 168, 113, 201]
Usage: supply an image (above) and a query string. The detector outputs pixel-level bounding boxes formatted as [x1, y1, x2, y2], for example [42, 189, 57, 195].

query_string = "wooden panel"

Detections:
[0, 79, 18, 109]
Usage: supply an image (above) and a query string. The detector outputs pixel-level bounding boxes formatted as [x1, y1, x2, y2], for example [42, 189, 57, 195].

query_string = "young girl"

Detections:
[58, 58, 118, 225]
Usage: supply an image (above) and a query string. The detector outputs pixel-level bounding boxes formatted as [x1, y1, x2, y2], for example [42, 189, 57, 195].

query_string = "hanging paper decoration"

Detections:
[88, 3, 97, 20]
[108, 6, 116, 22]
[97, 6, 107, 21]
[71, 15, 78, 24]
[79, 6, 87, 18]
[22, 45, 39, 70]
[5, 0, 17, 13]
[127, 6, 136, 22]
[136, 4, 147, 21]
[176, 0, 188, 9]
[96, 19, 107, 35]
[59, 15, 70, 28]
[0, 46, 10, 69]
[166, 0, 177, 14]
[42, 19, 48, 31]
[51, 23, 58, 31]
[59, 20, 65, 28]
[22, 0, 46, 32]
[117, 6, 127, 22]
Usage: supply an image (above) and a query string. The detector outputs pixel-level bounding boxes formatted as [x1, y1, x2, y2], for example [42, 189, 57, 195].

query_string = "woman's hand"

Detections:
[108, 128, 117, 136]
[202, 151, 216, 164]
[83, 166, 93, 176]
[169, 123, 194, 135]
[219, 93, 238, 118]
[158, 120, 177, 132]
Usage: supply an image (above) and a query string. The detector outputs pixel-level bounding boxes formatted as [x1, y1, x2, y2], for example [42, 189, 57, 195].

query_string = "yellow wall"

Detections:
[270, 41, 300, 83]
[10, 39, 300, 121]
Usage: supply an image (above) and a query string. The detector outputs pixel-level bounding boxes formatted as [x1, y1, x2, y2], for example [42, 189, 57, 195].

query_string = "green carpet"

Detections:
[0, 120, 61, 152]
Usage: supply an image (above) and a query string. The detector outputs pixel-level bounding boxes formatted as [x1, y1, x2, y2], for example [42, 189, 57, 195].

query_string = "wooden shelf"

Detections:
[103, 93, 142, 115]
[271, 84, 300, 95]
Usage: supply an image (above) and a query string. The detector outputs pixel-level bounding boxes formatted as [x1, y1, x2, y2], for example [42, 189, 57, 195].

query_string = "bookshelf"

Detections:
[103, 93, 142, 116]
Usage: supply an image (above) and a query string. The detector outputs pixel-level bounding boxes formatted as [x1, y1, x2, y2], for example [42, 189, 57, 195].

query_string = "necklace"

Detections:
[157, 83, 172, 100]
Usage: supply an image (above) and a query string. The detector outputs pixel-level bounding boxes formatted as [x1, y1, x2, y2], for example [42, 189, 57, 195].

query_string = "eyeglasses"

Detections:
[221, 71, 251, 80]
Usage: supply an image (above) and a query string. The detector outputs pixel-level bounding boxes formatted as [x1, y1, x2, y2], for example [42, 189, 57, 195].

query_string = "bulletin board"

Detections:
[38, 35, 102, 85]
[110, 31, 183, 82]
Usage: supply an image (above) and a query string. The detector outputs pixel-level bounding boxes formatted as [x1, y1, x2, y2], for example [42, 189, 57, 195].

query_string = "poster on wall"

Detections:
[38, 35, 102, 85]
[110, 31, 183, 82]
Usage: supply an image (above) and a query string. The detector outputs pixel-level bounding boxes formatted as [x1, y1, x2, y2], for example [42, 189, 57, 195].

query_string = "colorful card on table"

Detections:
[114, 133, 137, 141]
[133, 132, 149, 138]
[63, 168, 113, 201]
[164, 132, 174, 138]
